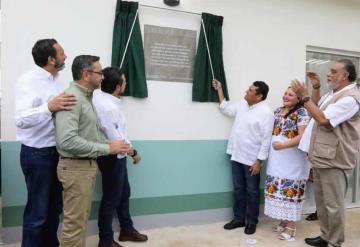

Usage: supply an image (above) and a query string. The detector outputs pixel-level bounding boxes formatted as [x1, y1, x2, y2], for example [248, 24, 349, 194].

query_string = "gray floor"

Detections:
[2, 208, 360, 247]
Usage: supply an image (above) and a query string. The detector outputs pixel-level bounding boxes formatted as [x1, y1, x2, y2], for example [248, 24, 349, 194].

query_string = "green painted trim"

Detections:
[129, 192, 234, 216]
[2, 191, 265, 227]
[1, 140, 233, 206]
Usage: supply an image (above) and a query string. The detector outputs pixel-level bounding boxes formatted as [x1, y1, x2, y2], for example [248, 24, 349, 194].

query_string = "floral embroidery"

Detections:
[265, 175, 307, 203]
[265, 106, 310, 221]
[272, 107, 309, 139]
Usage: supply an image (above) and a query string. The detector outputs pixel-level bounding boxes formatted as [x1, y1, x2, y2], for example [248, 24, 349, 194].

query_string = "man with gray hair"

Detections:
[54, 55, 130, 247]
[292, 59, 360, 247]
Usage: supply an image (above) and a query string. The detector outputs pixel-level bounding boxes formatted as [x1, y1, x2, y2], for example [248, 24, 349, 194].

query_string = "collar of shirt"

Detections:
[96, 89, 122, 106]
[320, 83, 356, 107]
[72, 82, 93, 98]
[34, 65, 58, 81]
[245, 99, 266, 110]
[331, 83, 356, 96]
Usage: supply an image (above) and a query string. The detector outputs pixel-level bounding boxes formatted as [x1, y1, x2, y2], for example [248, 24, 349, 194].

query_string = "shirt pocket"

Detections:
[313, 128, 339, 159]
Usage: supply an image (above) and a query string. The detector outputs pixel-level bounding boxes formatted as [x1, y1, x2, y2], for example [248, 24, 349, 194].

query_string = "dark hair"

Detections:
[337, 59, 357, 82]
[253, 81, 269, 100]
[284, 103, 304, 119]
[71, 55, 100, 81]
[101, 67, 125, 94]
[31, 39, 58, 67]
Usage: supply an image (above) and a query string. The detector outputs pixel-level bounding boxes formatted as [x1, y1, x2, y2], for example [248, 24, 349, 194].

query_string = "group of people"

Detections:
[15, 39, 147, 247]
[14, 38, 359, 247]
[212, 57, 359, 247]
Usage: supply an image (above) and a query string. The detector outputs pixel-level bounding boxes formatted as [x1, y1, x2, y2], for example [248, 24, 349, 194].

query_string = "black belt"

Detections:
[60, 156, 95, 161]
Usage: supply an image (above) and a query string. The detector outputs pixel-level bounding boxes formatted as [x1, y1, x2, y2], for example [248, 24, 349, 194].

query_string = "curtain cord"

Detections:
[140, 4, 201, 16]
[201, 18, 215, 80]
[120, 8, 139, 69]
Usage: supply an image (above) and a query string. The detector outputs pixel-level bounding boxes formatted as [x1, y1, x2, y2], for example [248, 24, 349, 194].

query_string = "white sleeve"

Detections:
[96, 108, 132, 146]
[97, 109, 120, 140]
[15, 84, 52, 129]
[219, 100, 238, 117]
[323, 96, 359, 128]
[257, 111, 275, 160]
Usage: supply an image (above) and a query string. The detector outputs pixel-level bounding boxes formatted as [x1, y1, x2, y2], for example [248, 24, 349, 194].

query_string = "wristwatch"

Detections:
[131, 149, 138, 157]
[301, 95, 311, 104]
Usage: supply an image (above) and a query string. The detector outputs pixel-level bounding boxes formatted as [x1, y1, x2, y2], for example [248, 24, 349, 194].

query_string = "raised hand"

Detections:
[212, 79, 222, 91]
[291, 79, 308, 99]
[307, 72, 321, 88]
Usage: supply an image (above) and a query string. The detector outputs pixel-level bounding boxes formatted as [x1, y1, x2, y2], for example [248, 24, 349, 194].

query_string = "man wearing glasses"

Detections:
[54, 55, 131, 247]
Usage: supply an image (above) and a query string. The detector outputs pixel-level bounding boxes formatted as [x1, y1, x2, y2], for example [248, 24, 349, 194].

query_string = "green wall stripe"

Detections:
[129, 192, 234, 216]
[1, 140, 234, 206]
[1, 140, 267, 227]
[3, 191, 265, 227]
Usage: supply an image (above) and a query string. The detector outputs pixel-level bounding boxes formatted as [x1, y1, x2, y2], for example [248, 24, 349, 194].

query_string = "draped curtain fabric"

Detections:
[112, 0, 148, 98]
[192, 13, 229, 102]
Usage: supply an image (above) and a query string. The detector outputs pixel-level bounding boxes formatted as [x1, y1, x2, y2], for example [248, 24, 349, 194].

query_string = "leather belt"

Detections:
[60, 156, 95, 161]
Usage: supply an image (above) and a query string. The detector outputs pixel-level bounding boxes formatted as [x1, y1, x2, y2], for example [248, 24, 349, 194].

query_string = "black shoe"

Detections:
[223, 219, 245, 230]
[305, 211, 318, 221]
[244, 224, 257, 235]
[305, 236, 328, 247]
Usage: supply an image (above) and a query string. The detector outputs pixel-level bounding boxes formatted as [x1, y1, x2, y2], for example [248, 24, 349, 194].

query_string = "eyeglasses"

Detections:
[86, 70, 103, 76]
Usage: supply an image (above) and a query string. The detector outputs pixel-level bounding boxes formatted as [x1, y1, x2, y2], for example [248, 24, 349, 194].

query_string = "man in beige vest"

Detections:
[291, 59, 360, 247]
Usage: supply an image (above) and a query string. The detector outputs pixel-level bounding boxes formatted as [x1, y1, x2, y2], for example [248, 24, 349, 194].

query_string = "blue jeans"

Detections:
[20, 145, 63, 247]
[97, 155, 134, 244]
[231, 161, 260, 225]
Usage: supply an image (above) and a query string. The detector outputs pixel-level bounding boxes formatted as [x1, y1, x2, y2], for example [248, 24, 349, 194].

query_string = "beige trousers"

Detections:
[313, 167, 352, 247]
[57, 159, 98, 247]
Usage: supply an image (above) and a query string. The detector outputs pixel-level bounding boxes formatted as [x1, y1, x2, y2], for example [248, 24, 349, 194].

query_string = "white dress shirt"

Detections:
[220, 99, 274, 166]
[92, 89, 131, 159]
[299, 83, 360, 153]
[15, 66, 65, 148]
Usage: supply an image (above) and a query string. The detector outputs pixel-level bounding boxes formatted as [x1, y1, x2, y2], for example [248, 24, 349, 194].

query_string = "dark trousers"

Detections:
[231, 161, 260, 225]
[97, 155, 134, 244]
[20, 144, 63, 247]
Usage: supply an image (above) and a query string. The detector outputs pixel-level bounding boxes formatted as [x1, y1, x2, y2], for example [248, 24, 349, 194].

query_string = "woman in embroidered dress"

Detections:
[264, 87, 310, 241]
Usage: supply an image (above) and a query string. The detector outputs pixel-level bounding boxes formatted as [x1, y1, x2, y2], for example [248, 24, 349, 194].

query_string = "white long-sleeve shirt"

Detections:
[299, 83, 360, 153]
[15, 66, 65, 148]
[92, 89, 131, 159]
[220, 99, 274, 166]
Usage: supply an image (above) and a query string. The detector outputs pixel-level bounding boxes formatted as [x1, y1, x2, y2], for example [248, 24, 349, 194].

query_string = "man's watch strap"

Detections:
[131, 149, 137, 157]
[301, 95, 311, 104]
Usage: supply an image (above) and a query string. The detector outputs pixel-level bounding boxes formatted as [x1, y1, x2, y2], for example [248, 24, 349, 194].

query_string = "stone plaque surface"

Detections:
[144, 25, 196, 82]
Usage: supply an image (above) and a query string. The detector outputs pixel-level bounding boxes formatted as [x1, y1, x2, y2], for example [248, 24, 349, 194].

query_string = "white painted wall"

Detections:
[2, 0, 360, 141]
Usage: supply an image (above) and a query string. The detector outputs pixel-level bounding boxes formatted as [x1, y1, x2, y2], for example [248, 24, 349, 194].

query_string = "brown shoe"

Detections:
[98, 240, 123, 247]
[119, 230, 148, 242]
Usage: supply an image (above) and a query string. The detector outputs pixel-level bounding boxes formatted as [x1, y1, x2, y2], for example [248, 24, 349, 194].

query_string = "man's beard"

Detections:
[326, 80, 340, 91]
[90, 78, 101, 90]
[55, 61, 65, 71]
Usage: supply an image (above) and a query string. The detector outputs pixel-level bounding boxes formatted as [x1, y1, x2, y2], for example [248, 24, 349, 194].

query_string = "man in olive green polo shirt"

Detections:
[54, 55, 130, 247]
